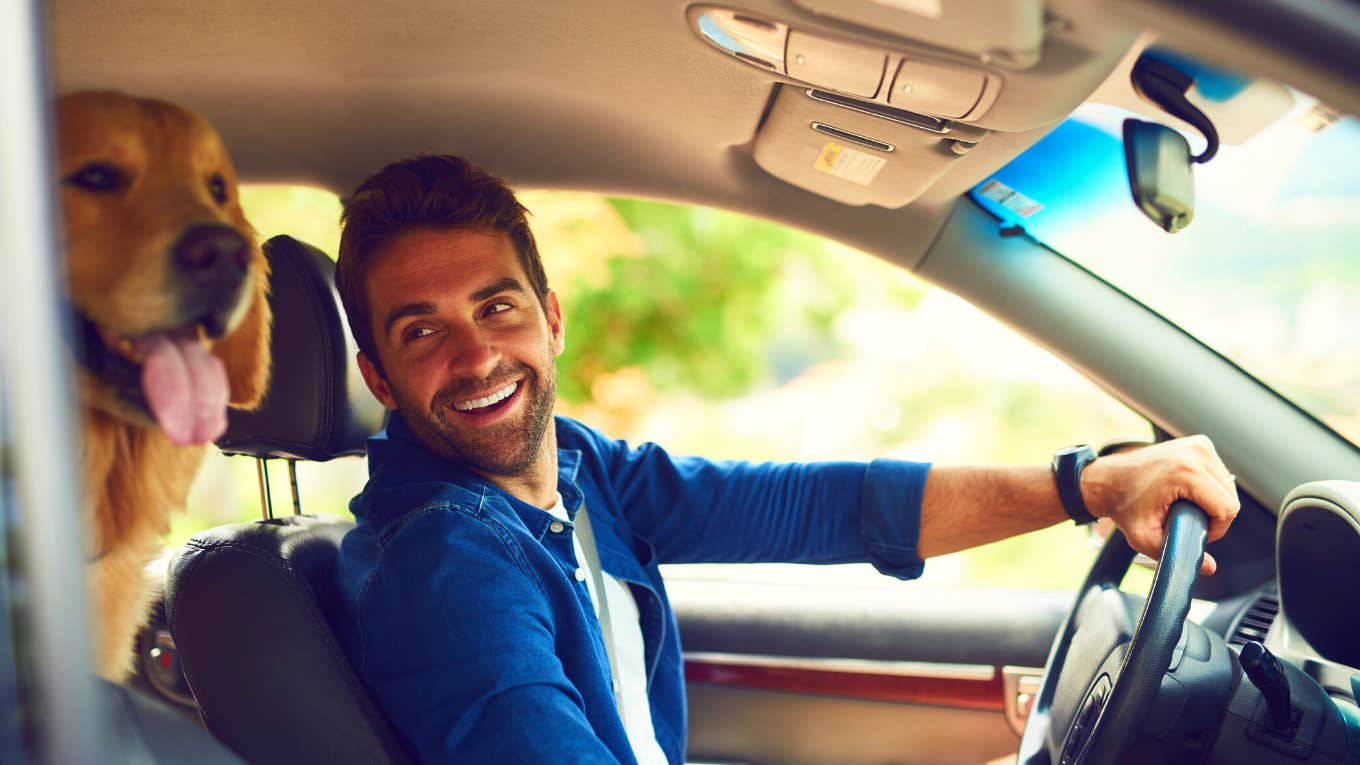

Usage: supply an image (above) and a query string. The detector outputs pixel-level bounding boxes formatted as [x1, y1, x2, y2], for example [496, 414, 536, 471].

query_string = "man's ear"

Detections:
[545, 290, 565, 356]
[357, 351, 398, 410]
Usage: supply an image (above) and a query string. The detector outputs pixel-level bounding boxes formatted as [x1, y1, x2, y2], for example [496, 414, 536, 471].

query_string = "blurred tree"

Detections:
[545, 197, 897, 406]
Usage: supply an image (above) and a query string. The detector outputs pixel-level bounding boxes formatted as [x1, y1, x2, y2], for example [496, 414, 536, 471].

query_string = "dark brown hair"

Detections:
[335, 154, 548, 376]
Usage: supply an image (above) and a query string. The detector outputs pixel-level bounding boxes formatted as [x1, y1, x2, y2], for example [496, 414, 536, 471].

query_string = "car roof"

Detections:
[47, 0, 1170, 267]
[48, 1, 1359, 266]
[44, 0, 1360, 514]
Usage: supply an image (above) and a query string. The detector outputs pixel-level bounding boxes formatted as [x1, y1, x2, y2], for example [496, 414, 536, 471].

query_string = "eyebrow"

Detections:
[383, 302, 437, 338]
[381, 279, 531, 338]
[470, 277, 529, 304]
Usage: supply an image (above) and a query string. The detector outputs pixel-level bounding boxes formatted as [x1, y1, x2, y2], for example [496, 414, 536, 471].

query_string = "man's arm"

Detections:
[593, 430, 929, 574]
[919, 435, 1240, 573]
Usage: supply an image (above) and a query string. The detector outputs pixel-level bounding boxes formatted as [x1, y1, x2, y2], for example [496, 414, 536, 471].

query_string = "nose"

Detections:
[446, 323, 500, 380]
[172, 224, 249, 288]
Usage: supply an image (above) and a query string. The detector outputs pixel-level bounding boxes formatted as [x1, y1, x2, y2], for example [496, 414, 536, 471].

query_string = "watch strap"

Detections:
[1053, 445, 1098, 525]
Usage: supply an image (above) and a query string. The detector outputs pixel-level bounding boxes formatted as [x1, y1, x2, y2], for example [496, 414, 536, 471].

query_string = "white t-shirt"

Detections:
[547, 494, 667, 765]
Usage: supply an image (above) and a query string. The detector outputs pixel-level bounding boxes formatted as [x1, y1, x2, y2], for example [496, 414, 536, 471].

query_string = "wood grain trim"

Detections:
[684, 653, 1005, 711]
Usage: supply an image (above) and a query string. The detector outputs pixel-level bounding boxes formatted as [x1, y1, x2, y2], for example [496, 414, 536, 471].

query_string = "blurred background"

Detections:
[173, 184, 1157, 592]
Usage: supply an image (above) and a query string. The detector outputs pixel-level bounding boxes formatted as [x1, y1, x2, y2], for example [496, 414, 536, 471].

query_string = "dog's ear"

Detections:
[216, 232, 273, 410]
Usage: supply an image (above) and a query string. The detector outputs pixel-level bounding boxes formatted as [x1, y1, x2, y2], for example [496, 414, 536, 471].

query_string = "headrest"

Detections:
[217, 236, 384, 461]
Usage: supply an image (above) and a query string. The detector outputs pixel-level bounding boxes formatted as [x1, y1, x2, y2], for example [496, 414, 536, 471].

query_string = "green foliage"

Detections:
[555, 198, 867, 403]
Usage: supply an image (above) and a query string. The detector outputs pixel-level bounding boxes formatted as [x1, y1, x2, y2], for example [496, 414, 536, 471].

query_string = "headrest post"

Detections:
[256, 457, 274, 521]
[287, 459, 303, 516]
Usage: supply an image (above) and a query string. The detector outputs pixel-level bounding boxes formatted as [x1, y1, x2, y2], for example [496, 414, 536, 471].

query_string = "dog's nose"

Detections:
[172, 224, 249, 282]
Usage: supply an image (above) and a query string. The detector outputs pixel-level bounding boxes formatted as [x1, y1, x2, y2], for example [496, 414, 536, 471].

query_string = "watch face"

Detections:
[1054, 445, 1086, 468]
[1057, 445, 1089, 457]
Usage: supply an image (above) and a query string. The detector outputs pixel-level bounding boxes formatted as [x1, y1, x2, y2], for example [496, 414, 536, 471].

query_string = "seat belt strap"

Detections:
[574, 502, 625, 715]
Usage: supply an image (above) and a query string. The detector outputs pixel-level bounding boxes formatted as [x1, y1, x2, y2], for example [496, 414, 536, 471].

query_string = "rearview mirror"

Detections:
[1123, 119, 1195, 233]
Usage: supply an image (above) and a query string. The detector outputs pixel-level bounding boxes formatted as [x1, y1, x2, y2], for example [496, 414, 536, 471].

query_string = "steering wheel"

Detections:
[1016, 500, 1209, 765]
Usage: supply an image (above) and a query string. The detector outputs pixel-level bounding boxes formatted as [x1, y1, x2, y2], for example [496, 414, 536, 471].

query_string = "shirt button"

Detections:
[574, 567, 587, 582]
[549, 521, 566, 534]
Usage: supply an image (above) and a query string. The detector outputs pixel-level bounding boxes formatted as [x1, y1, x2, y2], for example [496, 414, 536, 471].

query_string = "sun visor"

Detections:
[753, 86, 989, 208]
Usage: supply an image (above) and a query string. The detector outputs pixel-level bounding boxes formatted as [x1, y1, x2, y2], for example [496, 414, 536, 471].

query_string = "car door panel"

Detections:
[670, 578, 1069, 765]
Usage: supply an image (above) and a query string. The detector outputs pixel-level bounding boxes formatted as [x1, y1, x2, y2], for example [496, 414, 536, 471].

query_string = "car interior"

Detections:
[3, 0, 1359, 763]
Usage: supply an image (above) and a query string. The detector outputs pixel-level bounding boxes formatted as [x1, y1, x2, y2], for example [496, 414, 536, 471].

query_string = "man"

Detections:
[332, 154, 1240, 764]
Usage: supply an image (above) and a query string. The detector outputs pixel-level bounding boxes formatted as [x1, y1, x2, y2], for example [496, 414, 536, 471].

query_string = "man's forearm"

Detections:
[914, 437, 1240, 573]
[917, 465, 1067, 559]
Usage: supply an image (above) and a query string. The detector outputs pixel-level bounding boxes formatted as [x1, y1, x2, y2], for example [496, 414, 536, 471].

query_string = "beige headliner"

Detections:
[47, 0, 1151, 268]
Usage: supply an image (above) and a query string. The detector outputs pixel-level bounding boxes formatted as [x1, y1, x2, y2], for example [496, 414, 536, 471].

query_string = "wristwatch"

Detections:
[1052, 444, 1098, 525]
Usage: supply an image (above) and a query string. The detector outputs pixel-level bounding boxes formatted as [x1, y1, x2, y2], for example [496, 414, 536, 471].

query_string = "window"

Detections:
[971, 98, 1360, 450]
[177, 185, 1149, 593]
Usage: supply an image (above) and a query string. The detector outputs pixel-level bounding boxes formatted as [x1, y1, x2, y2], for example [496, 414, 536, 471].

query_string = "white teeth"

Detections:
[453, 381, 518, 412]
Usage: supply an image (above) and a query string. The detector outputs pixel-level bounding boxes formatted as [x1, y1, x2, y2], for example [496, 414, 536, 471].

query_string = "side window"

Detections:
[175, 188, 1150, 597]
[525, 193, 1149, 592]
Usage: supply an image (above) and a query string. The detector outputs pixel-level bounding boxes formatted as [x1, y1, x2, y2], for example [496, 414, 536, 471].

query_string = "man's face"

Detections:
[356, 228, 564, 477]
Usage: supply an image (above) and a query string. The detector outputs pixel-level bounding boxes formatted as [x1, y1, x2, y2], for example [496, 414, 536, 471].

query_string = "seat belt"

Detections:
[573, 503, 626, 716]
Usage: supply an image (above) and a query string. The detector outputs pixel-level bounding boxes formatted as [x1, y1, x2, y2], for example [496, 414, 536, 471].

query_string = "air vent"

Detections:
[1228, 587, 1280, 647]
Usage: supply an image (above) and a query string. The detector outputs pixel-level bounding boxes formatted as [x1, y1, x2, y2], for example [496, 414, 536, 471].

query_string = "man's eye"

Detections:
[403, 326, 436, 342]
[484, 302, 513, 317]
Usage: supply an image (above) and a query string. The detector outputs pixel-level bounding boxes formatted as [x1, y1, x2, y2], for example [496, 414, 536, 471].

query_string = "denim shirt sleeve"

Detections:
[353, 505, 621, 764]
[584, 427, 930, 579]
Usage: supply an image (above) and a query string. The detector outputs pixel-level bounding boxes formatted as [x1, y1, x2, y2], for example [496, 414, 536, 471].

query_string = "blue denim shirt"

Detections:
[334, 413, 930, 764]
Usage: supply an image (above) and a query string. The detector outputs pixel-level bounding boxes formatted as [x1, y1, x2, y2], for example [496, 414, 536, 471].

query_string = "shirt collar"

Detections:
[362, 412, 588, 539]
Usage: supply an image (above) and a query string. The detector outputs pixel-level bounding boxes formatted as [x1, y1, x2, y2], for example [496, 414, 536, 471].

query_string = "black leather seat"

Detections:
[165, 236, 411, 764]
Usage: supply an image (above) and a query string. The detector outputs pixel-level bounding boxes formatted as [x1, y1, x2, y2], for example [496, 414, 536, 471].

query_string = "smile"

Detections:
[452, 381, 519, 412]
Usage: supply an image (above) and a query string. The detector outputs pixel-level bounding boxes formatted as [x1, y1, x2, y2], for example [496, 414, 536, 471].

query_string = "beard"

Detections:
[394, 359, 557, 478]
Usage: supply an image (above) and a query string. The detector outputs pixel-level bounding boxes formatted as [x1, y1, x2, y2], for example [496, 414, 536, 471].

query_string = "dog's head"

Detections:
[56, 91, 271, 445]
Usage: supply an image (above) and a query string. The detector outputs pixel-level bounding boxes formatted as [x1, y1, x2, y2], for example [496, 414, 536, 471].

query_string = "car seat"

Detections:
[164, 236, 412, 764]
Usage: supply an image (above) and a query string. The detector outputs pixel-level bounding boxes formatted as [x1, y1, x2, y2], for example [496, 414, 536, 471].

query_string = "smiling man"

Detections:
[331, 154, 1240, 765]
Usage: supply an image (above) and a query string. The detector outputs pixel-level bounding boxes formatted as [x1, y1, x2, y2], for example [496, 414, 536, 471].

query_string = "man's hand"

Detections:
[1081, 435, 1240, 575]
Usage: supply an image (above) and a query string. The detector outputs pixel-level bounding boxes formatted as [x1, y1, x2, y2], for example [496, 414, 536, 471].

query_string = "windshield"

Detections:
[970, 89, 1360, 449]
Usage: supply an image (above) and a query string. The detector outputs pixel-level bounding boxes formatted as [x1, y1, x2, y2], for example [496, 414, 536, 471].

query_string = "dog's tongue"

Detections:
[139, 334, 229, 445]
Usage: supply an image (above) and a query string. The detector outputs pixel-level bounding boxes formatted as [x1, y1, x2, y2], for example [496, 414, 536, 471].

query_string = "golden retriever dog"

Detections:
[55, 91, 271, 682]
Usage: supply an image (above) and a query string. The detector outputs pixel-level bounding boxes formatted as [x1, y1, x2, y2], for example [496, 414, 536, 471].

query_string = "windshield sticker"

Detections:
[815, 142, 887, 186]
[976, 179, 1044, 217]
[1298, 103, 1342, 134]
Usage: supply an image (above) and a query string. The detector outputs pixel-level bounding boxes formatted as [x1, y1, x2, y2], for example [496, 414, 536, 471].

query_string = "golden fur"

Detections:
[56, 91, 271, 681]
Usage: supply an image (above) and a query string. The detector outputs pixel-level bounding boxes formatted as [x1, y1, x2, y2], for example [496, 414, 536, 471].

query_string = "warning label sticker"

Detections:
[815, 142, 887, 186]
[976, 179, 1043, 218]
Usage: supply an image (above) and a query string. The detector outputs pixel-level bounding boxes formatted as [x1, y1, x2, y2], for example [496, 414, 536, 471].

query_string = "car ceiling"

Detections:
[41, 0, 1360, 553]
[48, 0, 1148, 268]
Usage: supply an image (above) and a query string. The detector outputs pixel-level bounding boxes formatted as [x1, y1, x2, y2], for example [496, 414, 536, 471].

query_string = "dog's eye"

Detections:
[64, 162, 126, 193]
[207, 174, 228, 205]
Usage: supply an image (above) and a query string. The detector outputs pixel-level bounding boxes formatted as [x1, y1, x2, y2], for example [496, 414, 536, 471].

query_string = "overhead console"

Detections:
[688, 2, 1135, 208]
[692, 8, 1000, 120]
[789, 0, 1046, 69]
